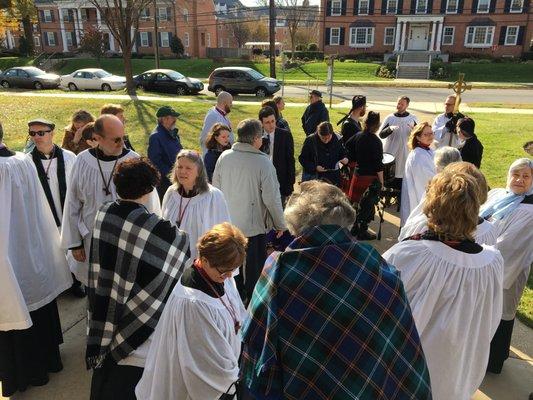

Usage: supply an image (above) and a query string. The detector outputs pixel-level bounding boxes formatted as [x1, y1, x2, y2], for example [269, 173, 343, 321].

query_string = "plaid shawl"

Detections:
[241, 225, 432, 400]
[86, 200, 190, 369]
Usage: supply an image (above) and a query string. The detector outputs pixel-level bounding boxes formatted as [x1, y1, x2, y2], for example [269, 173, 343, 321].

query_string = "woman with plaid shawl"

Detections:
[241, 180, 432, 400]
[86, 158, 191, 400]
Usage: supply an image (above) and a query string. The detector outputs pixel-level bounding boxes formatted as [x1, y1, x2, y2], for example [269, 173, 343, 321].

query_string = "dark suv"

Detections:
[208, 67, 280, 97]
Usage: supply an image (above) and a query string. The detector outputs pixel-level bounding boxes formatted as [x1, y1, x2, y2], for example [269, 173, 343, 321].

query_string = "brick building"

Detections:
[321, 0, 532, 58]
[33, 0, 218, 58]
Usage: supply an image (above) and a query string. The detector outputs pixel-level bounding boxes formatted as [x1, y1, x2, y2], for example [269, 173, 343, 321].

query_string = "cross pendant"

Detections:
[103, 188, 111, 196]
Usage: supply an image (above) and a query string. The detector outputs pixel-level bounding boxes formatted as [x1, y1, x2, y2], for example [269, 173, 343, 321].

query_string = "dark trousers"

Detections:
[90, 358, 143, 400]
[355, 179, 381, 231]
[235, 234, 267, 306]
[487, 318, 515, 374]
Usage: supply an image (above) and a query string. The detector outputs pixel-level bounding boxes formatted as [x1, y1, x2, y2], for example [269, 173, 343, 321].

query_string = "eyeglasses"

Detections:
[108, 136, 124, 144]
[214, 265, 240, 276]
[28, 130, 51, 137]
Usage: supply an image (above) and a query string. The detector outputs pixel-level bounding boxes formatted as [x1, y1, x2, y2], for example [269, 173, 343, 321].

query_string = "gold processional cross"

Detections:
[448, 73, 472, 113]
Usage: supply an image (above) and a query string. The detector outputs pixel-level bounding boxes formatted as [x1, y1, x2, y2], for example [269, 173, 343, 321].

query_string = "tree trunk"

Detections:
[123, 48, 136, 95]
[21, 14, 34, 55]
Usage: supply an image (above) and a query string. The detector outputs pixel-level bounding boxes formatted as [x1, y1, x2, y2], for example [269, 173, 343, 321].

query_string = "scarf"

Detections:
[480, 187, 533, 220]
[31, 144, 66, 227]
[86, 200, 191, 369]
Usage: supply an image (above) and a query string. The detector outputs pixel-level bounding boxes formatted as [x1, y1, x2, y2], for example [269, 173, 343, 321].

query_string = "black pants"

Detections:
[487, 318, 515, 374]
[235, 234, 267, 306]
[90, 358, 143, 400]
[355, 179, 381, 231]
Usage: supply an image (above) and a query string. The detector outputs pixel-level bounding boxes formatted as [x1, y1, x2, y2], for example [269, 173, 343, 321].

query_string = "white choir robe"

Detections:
[162, 184, 231, 260]
[400, 147, 435, 225]
[383, 240, 503, 400]
[61, 149, 161, 286]
[135, 278, 247, 400]
[378, 113, 418, 179]
[398, 196, 498, 245]
[432, 113, 459, 149]
[0, 153, 72, 331]
[487, 189, 533, 320]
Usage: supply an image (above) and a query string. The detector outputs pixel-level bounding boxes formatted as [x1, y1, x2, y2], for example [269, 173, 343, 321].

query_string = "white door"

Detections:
[408, 26, 428, 50]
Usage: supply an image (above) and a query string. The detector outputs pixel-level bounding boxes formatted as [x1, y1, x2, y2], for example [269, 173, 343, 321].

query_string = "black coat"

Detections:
[346, 131, 384, 176]
[298, 133, 347, 185]
[265, 127, 296, 197]
[340, 117, 362, 145]
[301, 101, 329, 135]
[460, 134, 484, 169]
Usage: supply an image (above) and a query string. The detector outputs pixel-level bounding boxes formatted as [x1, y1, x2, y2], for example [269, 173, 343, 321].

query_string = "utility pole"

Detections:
[153, 0, 160, 68]
[269, 0, 276, 78]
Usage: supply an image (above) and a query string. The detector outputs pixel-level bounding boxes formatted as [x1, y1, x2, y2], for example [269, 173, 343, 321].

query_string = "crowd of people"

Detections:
[0, 90, 531, 400]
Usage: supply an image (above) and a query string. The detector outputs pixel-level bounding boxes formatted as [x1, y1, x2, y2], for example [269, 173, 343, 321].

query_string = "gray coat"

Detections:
[212, 142, 286, 237]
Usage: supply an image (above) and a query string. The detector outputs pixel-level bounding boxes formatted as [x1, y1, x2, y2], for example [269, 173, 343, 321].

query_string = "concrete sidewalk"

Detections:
[3, 207, 533, 399]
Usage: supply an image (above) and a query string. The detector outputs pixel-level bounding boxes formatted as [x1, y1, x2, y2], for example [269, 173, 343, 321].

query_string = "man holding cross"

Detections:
[432, 95, 464, 149]
[61, 114, 161, 287]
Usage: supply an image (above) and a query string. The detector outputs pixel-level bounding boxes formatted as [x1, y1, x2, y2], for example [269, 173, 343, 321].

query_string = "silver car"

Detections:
[60, 68, 127, 91]
[0, 67, 60, 90]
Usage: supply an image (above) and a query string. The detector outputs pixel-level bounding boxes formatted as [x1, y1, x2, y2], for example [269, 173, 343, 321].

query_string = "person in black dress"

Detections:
[456, 117, 483, 169]
[204, 123, 231, 182]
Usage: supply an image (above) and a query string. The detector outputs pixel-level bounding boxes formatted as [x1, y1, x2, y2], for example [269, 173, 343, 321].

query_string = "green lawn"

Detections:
[1, 96, 531, 326]
[439, 62, 533, 83]
[0, 56, 34, 71]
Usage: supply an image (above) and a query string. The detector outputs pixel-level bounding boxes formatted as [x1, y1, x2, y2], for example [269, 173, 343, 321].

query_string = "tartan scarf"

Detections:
[241, 225, 432, 400]
[86, 200, 191, 369]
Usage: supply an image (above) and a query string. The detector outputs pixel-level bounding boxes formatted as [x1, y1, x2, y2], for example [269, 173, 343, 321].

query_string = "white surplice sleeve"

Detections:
[60, 154, 85, 249]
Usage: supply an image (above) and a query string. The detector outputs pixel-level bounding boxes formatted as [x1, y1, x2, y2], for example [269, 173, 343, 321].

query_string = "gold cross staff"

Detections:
[448, 73, 472, 113]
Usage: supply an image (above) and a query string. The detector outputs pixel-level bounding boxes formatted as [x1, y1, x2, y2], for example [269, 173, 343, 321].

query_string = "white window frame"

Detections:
[331, 0, 342, 15]
[464, 26, 494, 47]
[510, 0, 523, 12]
[160, 31, 170, 47]
[81, 8, 88, 21]
[276, 18, 286, 26]
[476, 0, 490, 13]
[158, 7, 168, 21]
[139, 8, 149, 20]
[226, 38, 230, 47]
[415, 0, 427, 13]
[330, 27, 340, 45]
[66, 31, 73, 46]
[504, 25, 519, 45]
[46, 31, 56, 46]
[219, 37, 223, 46]
[140, 31, 149, 47]
[34, 36, 40, 47]
[184, 32, 190, 47]
[442, 26, 455, 45]
[358, 0, 369, 15]
[183, 9, 189, 22]
[349, 27, 374, 47]
[43, 10, 52, 23]
[61, 9, 71, 22]
[383, 27, 395, 45]
[206, 32, 211, 47]
[386, 0, 397, 14]
[445, 0, 458, 13]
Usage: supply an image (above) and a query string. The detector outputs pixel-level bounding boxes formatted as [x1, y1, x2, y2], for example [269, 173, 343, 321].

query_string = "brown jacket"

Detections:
[62, 128, 91, 154]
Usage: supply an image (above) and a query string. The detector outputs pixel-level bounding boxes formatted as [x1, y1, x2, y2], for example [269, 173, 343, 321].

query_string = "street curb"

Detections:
[281, 80, 533, 90]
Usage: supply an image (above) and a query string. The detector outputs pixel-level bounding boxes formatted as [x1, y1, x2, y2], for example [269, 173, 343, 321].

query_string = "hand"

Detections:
[275, 230, 285, 239]
[340, 158, 349, 165]
[73, 126, 84, 144]
[72, 248, 86, 262]
[389, 125, 399, 131]
[316, 166, 326, 172]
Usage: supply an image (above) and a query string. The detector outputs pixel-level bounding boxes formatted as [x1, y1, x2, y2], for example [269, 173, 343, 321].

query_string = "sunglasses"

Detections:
[28, 130, 51, 137]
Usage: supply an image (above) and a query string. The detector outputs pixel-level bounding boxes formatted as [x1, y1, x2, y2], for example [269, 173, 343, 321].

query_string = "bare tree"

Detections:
[231, 19, 251, 48]
[88, 0, 152, 94]
[282, 0, 308, 59]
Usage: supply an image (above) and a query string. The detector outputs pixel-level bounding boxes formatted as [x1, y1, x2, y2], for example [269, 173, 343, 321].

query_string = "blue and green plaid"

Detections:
[241, 225, 432, 400]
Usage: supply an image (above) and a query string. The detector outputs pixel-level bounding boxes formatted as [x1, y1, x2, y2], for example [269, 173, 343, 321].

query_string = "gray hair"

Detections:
[284, 180, 356, 236]
[434, 146, 462, 172]
[507, 158, 533, 192]
[170, 149, 210, 194]
[217, 91, 232, 106]
[236, 119, 262, 144]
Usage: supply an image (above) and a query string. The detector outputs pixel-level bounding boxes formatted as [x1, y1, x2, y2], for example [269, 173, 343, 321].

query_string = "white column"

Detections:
[436, 22, 443, 52]
[394, 20, 401, 51]
[96, 8, 101, 27]
[109, 33, 116, 51]
[131, 27, 136, 52]
[430, 21, 436, 51]
[6, 29, 14, 49]
[74, 9, 81, 44]
[77, 8, 83, 35]
[58, 8, 68, 51]
[400, 22, 407, 51]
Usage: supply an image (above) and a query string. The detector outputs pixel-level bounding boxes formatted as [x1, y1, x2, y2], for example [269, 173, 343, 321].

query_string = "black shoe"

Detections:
[350, 225, 359, 236]
[70, 285, 86, 298]
[357, 230, 377, 241]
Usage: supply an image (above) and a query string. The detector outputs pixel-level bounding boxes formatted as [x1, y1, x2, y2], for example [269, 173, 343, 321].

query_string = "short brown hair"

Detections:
[317, 121, 334, 136]
[444, 161, 488, 204]
[408, 122, 431, 150]
[100, 103, 124, 116]
[423, 171, 479, 241]
[66, 109, 94, 132]
[80, 122, 96, 141]
[260, 100, 279, 120]
[114, 157, 161, 199]
[398, 96, 410, 104]
[272, 95, 283, 105]
[205, 123, 231, 150]
[197, 222, 248, 272]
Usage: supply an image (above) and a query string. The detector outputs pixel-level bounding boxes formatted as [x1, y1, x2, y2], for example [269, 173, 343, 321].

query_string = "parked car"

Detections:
[134, 69, 203, 95]
[207, 67, 280, 97]
[0, 67, 60, 90]
[60, 68, 126, 91]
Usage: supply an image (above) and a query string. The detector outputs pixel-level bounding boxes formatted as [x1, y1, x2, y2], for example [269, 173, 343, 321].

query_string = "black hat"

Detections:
[457, 117, 475, 137]
[156, 106, 180, 118]
[351, 95, 366, 110]
[309, 89, 322, 98]
[28, 118, 55, 130]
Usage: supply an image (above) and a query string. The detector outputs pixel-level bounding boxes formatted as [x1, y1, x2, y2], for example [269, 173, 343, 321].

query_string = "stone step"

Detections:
[396, 65, 429, 79]
[399, 52, 431, 63]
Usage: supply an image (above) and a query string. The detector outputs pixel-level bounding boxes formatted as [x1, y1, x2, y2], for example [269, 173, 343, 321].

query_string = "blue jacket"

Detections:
[147, 123, 182, 181]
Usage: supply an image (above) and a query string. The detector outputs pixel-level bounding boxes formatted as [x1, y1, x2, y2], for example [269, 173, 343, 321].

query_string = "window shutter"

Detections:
[340, 27, 345, 44]
[504, 0, 511, 11]
[146, 8, 150, 17]
[489, 0, 496, 12]
[51, 10, 55, 22]
[325, 27, 331, 45]
[397, 0, 404, 13]
[369, 0, 375, 13]
[427, 0, 433, 12]
[441, 0, 447, 12]
[157, 32, 161, 47]
[39, 10, 45, 22]
[410, 0, 416, 13]
[499, 26, 506, 44]
[326, 0, 332, 15]
[53, 32, 58, 46]
[148, 32, 153, 47]
[166, 7, 171, 20]
[517, 26, 524, 44]
[136, 32, 141, 49]
[72, 31, 77, 47]
[458, 0, 464, 12]
[341, 0, 347, 14]
[381, 0, 387, 13]
[44, 32, 49, 46]
[472, 0, 478, 13]
[354, 0, 359, 14]
[523, 0, 529, 13]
